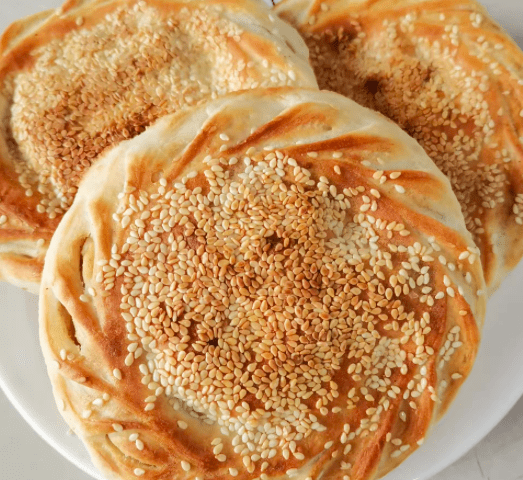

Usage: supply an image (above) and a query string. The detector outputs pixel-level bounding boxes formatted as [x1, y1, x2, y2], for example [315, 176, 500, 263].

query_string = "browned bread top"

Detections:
[40, 88, 485, 480]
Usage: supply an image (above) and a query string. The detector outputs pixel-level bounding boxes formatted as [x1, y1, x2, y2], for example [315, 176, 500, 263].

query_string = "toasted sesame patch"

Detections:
[3, 1, 308, 227]
[93, 128, 480, 476]
[294, 1, 523, 278]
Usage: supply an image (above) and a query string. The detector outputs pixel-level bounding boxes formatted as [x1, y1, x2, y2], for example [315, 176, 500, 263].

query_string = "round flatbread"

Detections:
[275, 0, 523, 293]
[40, 88, 485, 480]
[0, 0, 317, 292]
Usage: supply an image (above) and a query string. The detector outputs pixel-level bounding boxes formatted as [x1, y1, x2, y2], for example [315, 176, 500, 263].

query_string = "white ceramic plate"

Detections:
[0, 1, 523, 479]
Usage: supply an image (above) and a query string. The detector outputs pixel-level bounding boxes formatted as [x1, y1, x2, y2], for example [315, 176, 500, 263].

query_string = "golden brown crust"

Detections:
[40, 88, 485, 480]
[274, 0, 523, 294]
[0, 9, 55, 57]
[0, 0, 318, 292]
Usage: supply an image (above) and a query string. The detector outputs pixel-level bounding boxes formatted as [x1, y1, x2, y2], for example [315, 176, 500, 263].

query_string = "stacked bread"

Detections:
[1, 0, 522, 479]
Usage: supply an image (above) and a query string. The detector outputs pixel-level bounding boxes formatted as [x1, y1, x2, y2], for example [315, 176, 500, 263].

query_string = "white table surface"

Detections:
[1, 0, 523, 479]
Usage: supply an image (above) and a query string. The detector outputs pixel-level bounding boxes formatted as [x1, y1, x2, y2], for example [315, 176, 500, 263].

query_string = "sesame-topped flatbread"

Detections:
[0, 0, 318, 293]
[40, 88, 485, 480]
[274, 0, 523, 293]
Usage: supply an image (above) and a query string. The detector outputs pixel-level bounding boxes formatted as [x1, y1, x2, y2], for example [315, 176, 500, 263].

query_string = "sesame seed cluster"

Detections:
[40, 90, 484, 480]
[274, 0, 523, 291]
[0, 0, 316, 290]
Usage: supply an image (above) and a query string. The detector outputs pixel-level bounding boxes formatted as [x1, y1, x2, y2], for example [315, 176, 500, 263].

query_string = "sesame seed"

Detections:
[458, 251, 470, 260]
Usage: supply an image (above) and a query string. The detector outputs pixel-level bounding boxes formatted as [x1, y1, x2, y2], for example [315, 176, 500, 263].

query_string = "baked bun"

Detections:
[0, 0, 318, 293]
[275, 0, 523, 293]
[40, 88, 485, 480]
